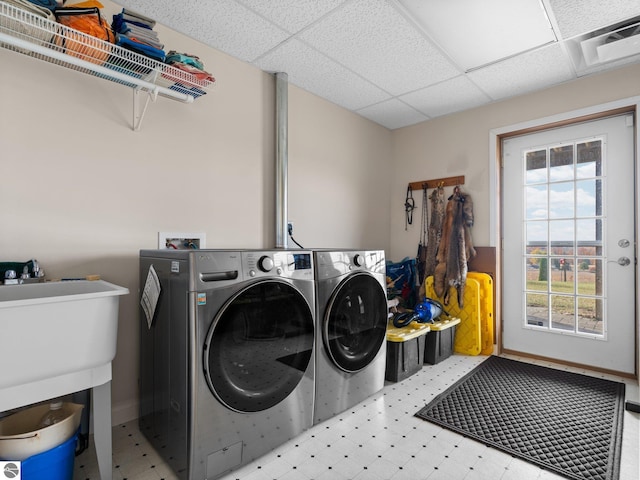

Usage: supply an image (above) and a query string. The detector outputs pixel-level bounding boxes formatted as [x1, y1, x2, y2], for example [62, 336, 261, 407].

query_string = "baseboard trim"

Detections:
[111, 398, 138, 427]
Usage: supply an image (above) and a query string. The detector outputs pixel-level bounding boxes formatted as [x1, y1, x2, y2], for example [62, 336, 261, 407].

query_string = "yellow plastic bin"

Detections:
[424, 318, 461, 365]
[385, 321, 430, 382]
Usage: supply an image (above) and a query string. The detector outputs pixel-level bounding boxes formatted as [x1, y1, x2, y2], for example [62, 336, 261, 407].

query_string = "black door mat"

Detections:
[415, 355, 625, 480]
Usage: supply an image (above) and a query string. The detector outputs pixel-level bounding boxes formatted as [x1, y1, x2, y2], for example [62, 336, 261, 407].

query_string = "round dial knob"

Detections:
[258, 255, 274, 272]
[353, 254, 365, 267]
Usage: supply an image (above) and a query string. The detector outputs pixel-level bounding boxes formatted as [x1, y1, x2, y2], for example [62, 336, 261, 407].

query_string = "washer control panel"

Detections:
[243, 251, 313, 279]
[258, 255, 275, 272]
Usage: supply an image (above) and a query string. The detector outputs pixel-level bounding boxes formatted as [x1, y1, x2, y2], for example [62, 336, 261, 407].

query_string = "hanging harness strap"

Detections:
[421, 186, 428, 245]
[416, 185, 429, 282]
[405, 186, 416, 230]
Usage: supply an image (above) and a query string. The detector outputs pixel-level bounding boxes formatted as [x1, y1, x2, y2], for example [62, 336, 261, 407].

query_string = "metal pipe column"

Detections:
[275, 72, 289, 249]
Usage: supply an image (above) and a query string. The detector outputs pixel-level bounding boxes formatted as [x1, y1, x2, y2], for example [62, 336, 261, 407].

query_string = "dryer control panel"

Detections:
[344, 250, 385, 274]
[315, 250, 386, 279]
[242, 251, 313, 279]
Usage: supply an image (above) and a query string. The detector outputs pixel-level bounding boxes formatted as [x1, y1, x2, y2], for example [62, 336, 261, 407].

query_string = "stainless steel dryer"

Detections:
[313, 250, 387, 425]
[138, 249, 315, 480]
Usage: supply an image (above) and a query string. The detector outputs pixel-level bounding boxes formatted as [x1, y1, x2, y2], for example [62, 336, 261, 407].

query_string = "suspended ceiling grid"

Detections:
[114, 0, 640, 130]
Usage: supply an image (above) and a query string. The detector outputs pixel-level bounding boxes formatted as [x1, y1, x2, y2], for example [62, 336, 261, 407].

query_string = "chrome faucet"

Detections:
[32, 259, 44, 278]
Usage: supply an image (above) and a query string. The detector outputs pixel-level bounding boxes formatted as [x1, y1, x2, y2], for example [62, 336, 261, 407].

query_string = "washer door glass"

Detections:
[204, 279, 314, 413]
[324, 272, 387, 373]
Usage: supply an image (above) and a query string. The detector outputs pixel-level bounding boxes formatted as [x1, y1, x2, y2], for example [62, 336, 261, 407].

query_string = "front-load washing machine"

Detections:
[139, 249, 315, 480]
[313, 250, 388, 425]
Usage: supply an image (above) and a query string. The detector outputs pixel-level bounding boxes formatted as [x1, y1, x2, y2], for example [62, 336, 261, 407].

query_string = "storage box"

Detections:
[385, 321, 430, 382]
[424, 318, 460, 365]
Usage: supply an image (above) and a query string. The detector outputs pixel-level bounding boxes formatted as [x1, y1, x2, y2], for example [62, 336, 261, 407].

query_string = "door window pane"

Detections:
[576, 179, 601, 217]
[526, 293, 547, 327]
[525, 258, 547, 291]
[549, 182, 574, 218]
[576, 179, 602, 219]
[551, 258, 574, 294]
[549, 220, 574, 256]
[526, 221, 547, 255]
[576, 258, 602, 293]
[578, 297, 603, 335]
[526, 149, 547, 184]
[576, 140, 602, 178]
[576, 218, 600, 244]
[551, 294, 575, 331]
[525, 185, 547, 219]
[550, 145, 573, 181]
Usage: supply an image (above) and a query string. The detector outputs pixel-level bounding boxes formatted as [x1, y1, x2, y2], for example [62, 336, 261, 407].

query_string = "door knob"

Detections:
[618, 239, 630, 248]
[617, 257, 631, 266]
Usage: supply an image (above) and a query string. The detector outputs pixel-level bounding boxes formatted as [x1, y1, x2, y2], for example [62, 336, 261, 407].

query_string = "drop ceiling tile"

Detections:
[400, 76, 491, 118]
[467, 43, 576, 100]
[237, 0, 347, 34]
[357, 99, 429, 130]
[400, 0, 556, 71]
[116, 0, 289, 62]
[255, 39, 390, 111]
[549, 0, 640, 39]
[113, 0, 640, 130]
[298, 0, 460, 95]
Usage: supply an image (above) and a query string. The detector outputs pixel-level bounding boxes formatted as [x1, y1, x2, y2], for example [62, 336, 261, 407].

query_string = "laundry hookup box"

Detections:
[385, 321, 430, 382]
[424, 318, 460, 365]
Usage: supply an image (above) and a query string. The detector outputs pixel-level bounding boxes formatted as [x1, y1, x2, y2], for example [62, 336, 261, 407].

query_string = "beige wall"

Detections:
[389, 64, 640, 380]
[389, 63, 640, 262]
[3, 0, 638, 424]
[0, 0, 391, 424]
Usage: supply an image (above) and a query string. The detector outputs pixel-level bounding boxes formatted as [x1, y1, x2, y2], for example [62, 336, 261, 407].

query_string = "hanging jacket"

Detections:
[424, 185, 445, 279]
[433, 188, 476, 308]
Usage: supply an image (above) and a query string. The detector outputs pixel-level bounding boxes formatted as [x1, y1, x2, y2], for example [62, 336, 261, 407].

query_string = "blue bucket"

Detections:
[21, 431, 77, 480]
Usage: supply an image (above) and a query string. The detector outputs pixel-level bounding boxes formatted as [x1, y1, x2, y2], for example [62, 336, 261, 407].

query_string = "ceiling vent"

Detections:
[580, 18, 640, 66]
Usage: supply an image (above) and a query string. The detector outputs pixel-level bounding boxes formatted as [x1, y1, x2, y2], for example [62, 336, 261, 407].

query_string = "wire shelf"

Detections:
[0, 1, 214, 102]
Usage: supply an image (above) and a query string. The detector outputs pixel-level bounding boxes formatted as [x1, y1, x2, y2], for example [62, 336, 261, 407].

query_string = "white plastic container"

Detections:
[0, 402, 83, 460]
[37, 401, 66, 428]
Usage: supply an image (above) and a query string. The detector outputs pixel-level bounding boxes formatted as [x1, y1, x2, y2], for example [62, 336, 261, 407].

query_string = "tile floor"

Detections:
[73, 354, 640, 480]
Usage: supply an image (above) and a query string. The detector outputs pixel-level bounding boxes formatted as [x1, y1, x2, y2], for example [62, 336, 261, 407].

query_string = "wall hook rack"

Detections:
[408, 175, 465, 191]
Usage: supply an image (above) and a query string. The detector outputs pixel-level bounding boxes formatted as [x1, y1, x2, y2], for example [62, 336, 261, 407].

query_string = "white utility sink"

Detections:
[0, 280, 128, 393]
[0, 279, 128, 480]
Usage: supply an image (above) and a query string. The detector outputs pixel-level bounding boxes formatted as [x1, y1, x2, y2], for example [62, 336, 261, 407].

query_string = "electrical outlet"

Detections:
[158, 232, 206, 250]
[287, 222, 294, 235]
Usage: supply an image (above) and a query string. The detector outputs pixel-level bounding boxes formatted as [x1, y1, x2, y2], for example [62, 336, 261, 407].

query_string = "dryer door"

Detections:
[203, 279, 314, 413]
[324, 272, 387, 373]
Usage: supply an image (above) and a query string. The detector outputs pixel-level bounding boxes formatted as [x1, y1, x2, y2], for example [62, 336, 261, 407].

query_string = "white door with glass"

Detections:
[502, 113, 636, 375]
